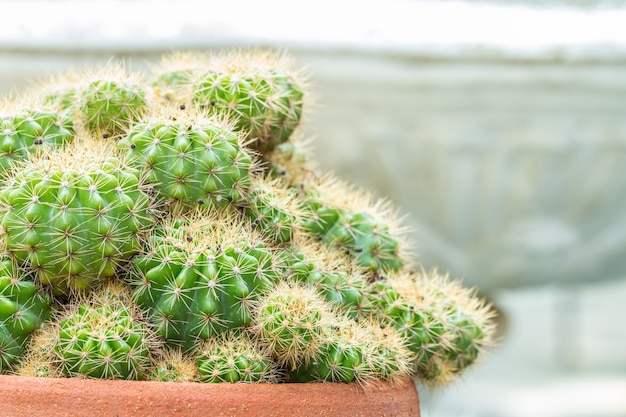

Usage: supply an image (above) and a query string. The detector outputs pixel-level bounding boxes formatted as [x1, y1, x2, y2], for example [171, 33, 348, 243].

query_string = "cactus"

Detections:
[288, 318, 371, 383]
[370, 270, 496, 385]
[252, 282, 331, 368]
[0, 139, 153, 295]
[13, 321, 60, 378]
[42, 87, 78, 113]
[129, 210, 282, 350]
[53, 283, 155, 380]
[149, 348, 197, 382]
[80, 77, 147, 138]
[36, 65, 147, 138]
[153, 51, 306, 153]
[264, 139, 312, 185]
[0, 257, 51, 371]
[0, 107, 74, 175]
[278, 241, 373, 319]
[0, 50, 496, 387]
[242, 177, 303, 244]
[363, 320, 414, 382]
[196, 330, 276, 383]
[117, 110, 253, 208]
[292, 175, 409, 274]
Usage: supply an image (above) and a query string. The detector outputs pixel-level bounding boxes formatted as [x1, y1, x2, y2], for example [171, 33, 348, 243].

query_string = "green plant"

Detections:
[53, 283, 155, 380]
[0, 257, 51, 370]
[0, 50, 495, 389]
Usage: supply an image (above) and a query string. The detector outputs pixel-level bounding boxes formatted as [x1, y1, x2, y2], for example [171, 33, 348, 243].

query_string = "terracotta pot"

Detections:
[0, 375, 420, 417]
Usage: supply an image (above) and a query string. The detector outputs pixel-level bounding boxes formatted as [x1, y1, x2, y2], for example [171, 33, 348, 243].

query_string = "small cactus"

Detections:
[0, 139, 154, 295]
[252, 282, 331, 368]
[279, 241, 373, 319]
[153, 51, 306, 153]
[13, 321, 61, 378]
[196, 330, 276, 383]
[371, 270, 496, 386]
[129, 210, 282, 350]
[117, 110, 253, 208]
[53, 283, 155, 380]
[242, 177, 304, 243]
[80, 74, 147, 138]
[0, 106, 74, 176]
[295, 175, 409, 274]
[149, 348, 197, 382]
[289, 318, 371, 383]
[0, 257, 51, 371]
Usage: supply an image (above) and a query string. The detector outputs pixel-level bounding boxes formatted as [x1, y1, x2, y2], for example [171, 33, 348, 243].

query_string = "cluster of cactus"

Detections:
[0, 50, 495, 387]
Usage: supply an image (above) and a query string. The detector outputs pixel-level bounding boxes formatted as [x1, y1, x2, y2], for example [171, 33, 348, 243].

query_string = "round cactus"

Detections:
[252, 282, 331, 368]
[149, 348, 197, 382]
[371, 270, 496, 385]
[42, 86, 78, 113]
[54, 284, 154, 380]
[242, 177, 304, 244]
[0, 107, 74, 175]
[196, 330, 276, 383]
[263, 139, 312, 185]
[193, 66, 304, 152]
[289, 318, 371, 384]
[152, 50, 306, 153]
[279, 242, 373, 320]
[0, 257, 51, 371]
[129, 210, 282, 350]
[80, 78, 147, 137]
[0, 140, 154, 295]
[295, 175, 409, 274]
[117, 111, 253, 209]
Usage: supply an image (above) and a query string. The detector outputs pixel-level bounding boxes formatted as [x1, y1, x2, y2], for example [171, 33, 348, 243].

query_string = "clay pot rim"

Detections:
[0, 374, 420, 417]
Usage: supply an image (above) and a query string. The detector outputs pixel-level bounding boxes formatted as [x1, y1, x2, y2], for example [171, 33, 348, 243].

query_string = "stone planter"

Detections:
[0, 375, 420, 417]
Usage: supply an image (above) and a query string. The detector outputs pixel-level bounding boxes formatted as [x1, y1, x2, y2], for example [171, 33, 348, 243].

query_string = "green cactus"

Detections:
[0, 140, 153, 295]
[371, 271, 495, 385]
[129, 211, 282, 350]
[196, 330, 276, 383]
[165, 51, 305, 153]
[117, 112, 253, 208]
[289, 317, 412, 384]
[0, 257, 51, 371]
[54, 283, 154, 380]
[279, 244, 373, 320]
[253, 282, 331, 368]
[42, 87, 78, 113]
[362, 320, 414, 382]
[0, 108, 74, 175]
[264, 140, 311, 185]
[242, 178, 302, 244]
[80, 78, 146, 137]
[149, 348, 197, 382]
[296, 177, 407, 274]
[369, 279, 444, 368]
[152, 69, 194, 104]
[288, 319, 370, 383]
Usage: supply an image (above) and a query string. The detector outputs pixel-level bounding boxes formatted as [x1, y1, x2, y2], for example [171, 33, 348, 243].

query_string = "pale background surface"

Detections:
[2, 1, 626, 415]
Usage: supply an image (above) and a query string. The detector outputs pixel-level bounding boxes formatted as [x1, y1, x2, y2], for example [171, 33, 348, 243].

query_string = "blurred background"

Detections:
[2, 0, 626, 415]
